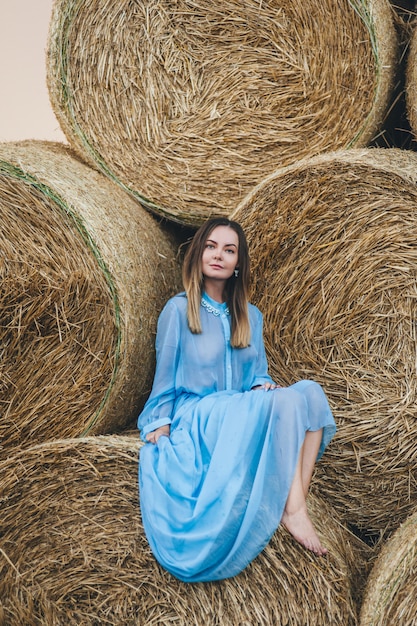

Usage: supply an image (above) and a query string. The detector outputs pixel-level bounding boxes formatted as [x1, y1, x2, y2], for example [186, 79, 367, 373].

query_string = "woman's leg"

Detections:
[300, 429, 323, 496]
[280, 428, 327, 556]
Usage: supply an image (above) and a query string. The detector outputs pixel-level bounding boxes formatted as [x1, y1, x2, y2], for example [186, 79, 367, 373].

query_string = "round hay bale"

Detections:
[359, 509, 417, 626]
[47, 0, 398, 226]
[232, 147, 417, 538]
[0, 140, 182, 459]
[0, 436, 370, 626]
[406, 17, 417, 139]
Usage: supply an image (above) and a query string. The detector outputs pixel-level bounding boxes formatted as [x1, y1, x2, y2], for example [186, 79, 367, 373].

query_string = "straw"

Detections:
[359, 507, 417, 625]
[405, 12, 417, 140]
[0, 435, 370, 625]
[232, 147, 417, 538]
[0, 140, 182, 460]
[47, 0, 398, 225]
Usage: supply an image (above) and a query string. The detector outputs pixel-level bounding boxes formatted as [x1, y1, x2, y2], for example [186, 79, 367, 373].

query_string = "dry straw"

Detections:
[406, 16, 417, 140]
[359, 508, 417, 625]
[0, 435, 371, 625]
[47, 0, 397, 226]
[0, 141, 182, 460]
[232, 148, 417, 538]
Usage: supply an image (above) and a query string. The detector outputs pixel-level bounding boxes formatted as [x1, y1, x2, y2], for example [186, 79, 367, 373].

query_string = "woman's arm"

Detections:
[137, 299, 181, 442]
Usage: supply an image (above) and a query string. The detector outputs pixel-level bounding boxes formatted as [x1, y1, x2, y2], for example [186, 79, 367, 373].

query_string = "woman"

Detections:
[138, 217, 336, 582]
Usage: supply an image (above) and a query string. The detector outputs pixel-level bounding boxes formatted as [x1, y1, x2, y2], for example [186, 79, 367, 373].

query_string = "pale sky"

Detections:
[0, 1, 66, 143]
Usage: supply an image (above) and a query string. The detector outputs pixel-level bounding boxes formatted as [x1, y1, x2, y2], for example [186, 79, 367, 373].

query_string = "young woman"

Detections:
[138, 217, 336, 582]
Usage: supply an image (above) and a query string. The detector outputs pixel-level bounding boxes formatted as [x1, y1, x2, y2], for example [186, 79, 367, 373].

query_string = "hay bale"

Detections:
[0, 436, 370, 626]
[232, 147, 417, 538]
[47, 0, 398, 226]
[406, 17, 417, 139]
[359, 508, 417, 625]
[0, 140, 182, 459]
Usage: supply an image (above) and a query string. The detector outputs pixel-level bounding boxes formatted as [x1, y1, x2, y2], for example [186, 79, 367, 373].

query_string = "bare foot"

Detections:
[281, 507, 328, 556]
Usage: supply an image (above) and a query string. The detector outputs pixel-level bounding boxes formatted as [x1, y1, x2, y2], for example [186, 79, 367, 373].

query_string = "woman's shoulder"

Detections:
[167, 291, 187, 303]
[160, 292, 187, 315]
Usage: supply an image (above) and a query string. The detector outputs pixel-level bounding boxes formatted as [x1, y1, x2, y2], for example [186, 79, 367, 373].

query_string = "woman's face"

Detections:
[201, 225, 239, 282]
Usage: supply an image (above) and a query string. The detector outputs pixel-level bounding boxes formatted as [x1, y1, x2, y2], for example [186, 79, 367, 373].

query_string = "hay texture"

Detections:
[359, 509, 417, 625]
[0, 436, 370, 626]
[0, 141, 182, 460]
[232, 148, 417, 538]
[47, 0, 397, 226]
[406, 16, 417, 140]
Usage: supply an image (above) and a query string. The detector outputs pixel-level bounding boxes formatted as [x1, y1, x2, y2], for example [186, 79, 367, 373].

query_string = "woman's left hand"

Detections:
[253, 383, 282, 391]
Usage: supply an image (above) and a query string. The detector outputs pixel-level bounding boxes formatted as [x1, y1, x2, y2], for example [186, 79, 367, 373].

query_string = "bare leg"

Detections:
[280, 429, 327, 556]
[300, 429, 323, 496]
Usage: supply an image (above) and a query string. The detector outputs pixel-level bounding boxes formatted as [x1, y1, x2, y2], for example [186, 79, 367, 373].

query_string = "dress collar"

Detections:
[201, 292, 230, 316]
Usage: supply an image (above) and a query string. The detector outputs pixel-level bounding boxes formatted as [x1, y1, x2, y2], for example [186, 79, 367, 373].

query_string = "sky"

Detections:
[0, 1, 66, 143]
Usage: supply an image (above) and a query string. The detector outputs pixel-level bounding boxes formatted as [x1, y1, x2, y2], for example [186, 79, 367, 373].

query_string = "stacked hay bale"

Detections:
[1, 0, 413, 622]
[359, 509, 417, 625]
[406, 11, 417, 140]
[47, 0, 397, 225]
[373, 0, 415, 151]
[0, 435, 371, 626]
[0, 141, 182, 460]
[232, 148, 417, 540]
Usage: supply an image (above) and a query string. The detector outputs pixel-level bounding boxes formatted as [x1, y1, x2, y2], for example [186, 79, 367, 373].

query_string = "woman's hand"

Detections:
[146, 424, 170, 444]
[252, 383, 282, 391]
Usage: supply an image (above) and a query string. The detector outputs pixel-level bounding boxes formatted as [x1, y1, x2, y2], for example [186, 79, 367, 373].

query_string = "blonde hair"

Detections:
[182, 218, 251, 348]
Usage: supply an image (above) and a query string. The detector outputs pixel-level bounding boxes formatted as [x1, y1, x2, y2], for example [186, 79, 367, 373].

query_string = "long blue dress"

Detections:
[138, 292, 336, 582]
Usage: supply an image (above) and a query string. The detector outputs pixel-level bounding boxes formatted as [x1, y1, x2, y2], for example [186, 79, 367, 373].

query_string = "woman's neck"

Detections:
[203, 279, 226, 303]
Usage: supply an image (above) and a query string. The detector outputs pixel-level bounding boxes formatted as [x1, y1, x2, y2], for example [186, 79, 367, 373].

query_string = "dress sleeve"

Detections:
[137, 299, 181, 441]
[250, 308, 275, 388]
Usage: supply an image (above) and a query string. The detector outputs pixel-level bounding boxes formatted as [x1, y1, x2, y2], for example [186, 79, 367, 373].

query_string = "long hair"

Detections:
[182, 217, 251, 348]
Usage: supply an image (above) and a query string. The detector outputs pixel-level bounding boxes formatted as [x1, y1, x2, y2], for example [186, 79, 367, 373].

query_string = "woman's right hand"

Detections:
[145, 424, 170, 444]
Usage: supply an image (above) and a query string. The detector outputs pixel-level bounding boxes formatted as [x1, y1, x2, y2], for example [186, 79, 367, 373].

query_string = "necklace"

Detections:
[201, 295, 230, 317]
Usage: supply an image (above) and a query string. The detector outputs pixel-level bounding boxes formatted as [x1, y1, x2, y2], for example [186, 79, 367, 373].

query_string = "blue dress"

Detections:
[138, 292, 336, 582]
